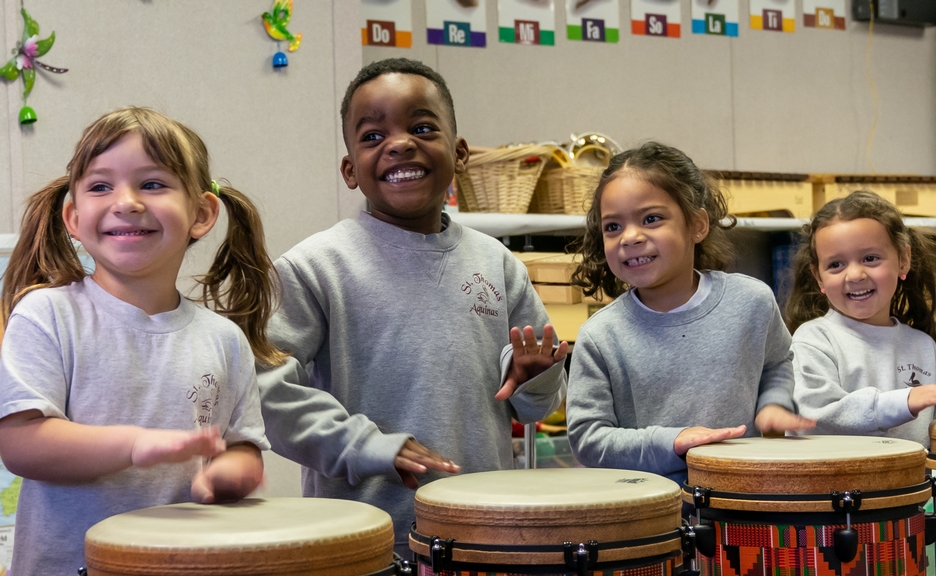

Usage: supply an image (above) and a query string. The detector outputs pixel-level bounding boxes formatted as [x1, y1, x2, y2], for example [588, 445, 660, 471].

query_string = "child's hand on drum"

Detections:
[907, 385, 936, 416]
[191, 443, 264, 504]
[131, 426, 226, 468]
[674, 425, 746, 456]
[394, 439, 461, 490]
[754, 405, 815, 433]
[496, 324, 569, 401]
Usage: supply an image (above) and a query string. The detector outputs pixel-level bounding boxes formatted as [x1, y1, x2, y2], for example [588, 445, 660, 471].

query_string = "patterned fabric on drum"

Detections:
[416, 554, 681, 576]
[700, 515, 927, 576]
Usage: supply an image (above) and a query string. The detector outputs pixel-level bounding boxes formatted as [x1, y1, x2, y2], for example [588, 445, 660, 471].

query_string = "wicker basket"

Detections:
[529, 148, 573, 214]
[456, 145, 553, 213]
[542, 165, 603, 215]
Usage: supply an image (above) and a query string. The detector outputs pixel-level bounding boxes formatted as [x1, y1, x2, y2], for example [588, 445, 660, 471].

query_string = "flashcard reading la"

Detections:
[631, 0, 681, 38]
[803, 0, 845, 29]
[362, 0, 413, 47]
[567, 0, 620, 43]
[750, 0, 794, 32]
[499, 0, 556, 46]
[691, 0, 739, 36]
[427, 0, 487, 46]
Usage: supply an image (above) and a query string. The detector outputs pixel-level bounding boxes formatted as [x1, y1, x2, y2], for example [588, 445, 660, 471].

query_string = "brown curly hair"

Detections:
[571, 141, 737, 299]
[785, 190, 936, 338]
[2, 107, 286, 366]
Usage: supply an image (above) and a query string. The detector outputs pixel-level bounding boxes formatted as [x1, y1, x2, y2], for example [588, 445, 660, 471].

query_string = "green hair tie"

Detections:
[210, 180, 221, 197]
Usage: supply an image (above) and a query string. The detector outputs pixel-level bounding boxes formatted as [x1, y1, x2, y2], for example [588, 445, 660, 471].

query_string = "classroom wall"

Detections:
[364, 0, 936, 176]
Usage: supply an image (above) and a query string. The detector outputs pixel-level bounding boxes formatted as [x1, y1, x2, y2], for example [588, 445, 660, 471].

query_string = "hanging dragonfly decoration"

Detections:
[0, 8, 68, 125]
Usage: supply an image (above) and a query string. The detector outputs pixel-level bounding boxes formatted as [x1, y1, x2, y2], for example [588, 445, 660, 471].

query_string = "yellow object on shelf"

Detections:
[710, 170, 813, 219]
[813, 175, 936, 217]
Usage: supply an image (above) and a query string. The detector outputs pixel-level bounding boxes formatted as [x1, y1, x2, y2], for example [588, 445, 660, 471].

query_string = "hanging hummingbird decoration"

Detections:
[0, 8, 67, 125]
[263, 0, 302, 69]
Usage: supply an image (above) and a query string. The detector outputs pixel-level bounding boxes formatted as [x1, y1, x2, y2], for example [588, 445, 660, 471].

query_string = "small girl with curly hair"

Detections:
[566, 141, 813, 484]
[787, 190, 936, 446]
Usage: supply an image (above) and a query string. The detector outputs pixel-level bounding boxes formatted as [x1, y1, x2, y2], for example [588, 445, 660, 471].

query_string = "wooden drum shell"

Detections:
[84, 498, 395, 576]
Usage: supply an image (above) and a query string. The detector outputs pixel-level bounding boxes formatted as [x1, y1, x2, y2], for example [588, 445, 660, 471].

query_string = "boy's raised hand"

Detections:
[394, 439, 461, 490]
[496, 324, 569, 401]
[754, 405, 816, 433]
[674, 425, 746, 456]
[131, 426, 226, 469]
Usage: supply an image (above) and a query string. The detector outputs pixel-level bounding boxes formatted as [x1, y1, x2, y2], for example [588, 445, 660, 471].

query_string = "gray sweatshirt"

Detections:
[792, 309, 936, 445]
[566, 271, 795, 485]
[257, 212, 566, 551]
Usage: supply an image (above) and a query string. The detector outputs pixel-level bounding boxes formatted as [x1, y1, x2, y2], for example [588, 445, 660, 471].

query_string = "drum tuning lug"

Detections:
[693, 523, 716, 558]
[564, 541, 598, 576]
[830, 490, 862, 513]
[833, 527, 859, 563]
[396, 559, 414, 575]
[680, 525, 697, 557]
[692, 486, 711, 511]
[429, 537, 453, 573]
[78, 569, 88, 576]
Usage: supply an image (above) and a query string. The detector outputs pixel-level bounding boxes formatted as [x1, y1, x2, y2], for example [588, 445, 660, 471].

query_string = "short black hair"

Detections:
[340, 58, 457, 143]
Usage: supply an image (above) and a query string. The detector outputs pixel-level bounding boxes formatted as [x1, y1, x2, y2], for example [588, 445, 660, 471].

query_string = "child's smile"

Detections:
[340, 73, 468, 235]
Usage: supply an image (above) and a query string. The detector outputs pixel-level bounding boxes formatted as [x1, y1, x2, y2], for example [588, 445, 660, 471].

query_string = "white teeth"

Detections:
[625, 256, 654, 266]
[384, 168, 426, 182]
[848, 289, 873, 300]
[107, 230, 149, 236]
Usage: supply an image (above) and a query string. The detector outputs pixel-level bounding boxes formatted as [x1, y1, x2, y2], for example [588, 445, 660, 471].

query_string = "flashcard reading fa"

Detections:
[567, 0, 620, 43]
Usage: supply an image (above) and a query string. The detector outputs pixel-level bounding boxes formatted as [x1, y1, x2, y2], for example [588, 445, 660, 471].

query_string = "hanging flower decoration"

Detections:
[0, 9, 68, 125]
[262, 0, 302, 69]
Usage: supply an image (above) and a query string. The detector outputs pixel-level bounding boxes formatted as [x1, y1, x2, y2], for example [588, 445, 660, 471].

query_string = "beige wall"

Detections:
[365, 0, 936, 176]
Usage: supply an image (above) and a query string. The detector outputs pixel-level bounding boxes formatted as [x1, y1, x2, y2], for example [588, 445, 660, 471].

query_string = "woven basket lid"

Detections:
[686, 436, 925, 495]
[84, 498, 393, 576]
[413, 468, 681, 546]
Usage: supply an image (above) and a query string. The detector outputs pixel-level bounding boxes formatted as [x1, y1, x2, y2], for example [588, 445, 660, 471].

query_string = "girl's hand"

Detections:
[496, 324, 569, 401]
[191, 443, 264, 504]
[674, 425, 746, 456]
[908, 385, 936, 416]
[394, 439, 461, 490]
[754, 405, 816, 433]
[131, 426, 226, 469]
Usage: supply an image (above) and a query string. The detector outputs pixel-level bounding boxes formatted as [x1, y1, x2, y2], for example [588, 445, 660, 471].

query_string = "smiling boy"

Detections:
[257, 58, 568, 555]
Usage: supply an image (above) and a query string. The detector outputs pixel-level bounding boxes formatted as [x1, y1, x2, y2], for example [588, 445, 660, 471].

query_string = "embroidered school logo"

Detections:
[897, 363, 930, 387]
[187, 373, 220, 427]
[461, 272, 503, 318]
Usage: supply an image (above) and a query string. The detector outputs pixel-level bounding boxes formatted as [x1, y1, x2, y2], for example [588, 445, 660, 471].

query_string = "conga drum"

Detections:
[409, 468, 684, 575]
[83, 498, 400, 576]
[683, 436, 930, 576]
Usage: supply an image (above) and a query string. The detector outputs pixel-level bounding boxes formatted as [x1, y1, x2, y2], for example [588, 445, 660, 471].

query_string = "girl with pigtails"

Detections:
[787, 190, 936, 446]
[0, 107, 281, 575]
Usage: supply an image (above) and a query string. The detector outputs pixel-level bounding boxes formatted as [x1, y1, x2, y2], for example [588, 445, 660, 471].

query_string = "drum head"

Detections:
[413, 468, 681, 546]
[686, 436, 926, 497]
[84, 498, 394, 576]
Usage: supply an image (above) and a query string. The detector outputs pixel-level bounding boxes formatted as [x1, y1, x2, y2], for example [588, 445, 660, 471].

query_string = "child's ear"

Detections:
[190, 192, 220, 240]
[454, 137, 470, 175]
[691, 209, 709, 243]
[62, 198, 80, 240]
[900, 243, 912, 277]
[811, 266, 826, 294]
[340, 155, 359, 190]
